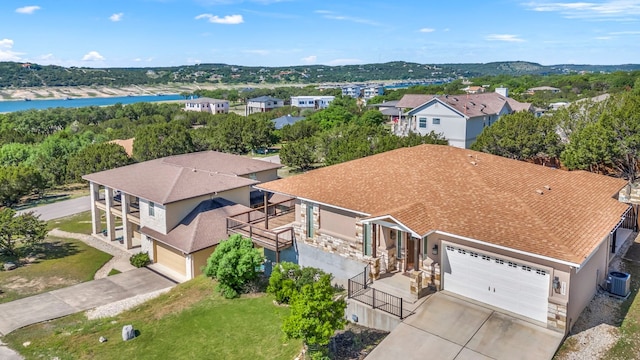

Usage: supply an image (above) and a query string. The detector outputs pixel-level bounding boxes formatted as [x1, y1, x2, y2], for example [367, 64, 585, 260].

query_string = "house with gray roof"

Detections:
[82, 151, 286, 281]
[246, 96, 284, 115]
[394, 90, 532, 148]
[272, 114, 305, 130]
[184, 97, 229, 114]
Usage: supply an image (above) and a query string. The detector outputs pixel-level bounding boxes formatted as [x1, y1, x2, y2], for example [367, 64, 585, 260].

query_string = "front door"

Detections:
[407, 237, 415, 271]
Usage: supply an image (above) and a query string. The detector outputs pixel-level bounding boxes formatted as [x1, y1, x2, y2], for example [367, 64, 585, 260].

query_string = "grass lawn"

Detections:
[4, 276, 303, 360]
[48, 211, 121, 235]
[0, 236, 112, 304]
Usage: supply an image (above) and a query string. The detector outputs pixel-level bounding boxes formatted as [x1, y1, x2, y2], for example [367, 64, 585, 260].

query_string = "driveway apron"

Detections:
[0, 268, 175, 335]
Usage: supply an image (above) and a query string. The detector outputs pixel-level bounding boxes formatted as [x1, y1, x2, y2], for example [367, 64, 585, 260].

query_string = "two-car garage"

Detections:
[442, 242, 551, 323]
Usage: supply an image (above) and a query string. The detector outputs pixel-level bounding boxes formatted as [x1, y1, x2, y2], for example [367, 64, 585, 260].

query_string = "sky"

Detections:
[1, 0, 639, 68]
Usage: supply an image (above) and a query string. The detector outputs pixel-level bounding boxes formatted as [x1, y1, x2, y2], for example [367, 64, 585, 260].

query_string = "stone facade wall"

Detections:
[420, 260, 441, 289]
[547, 301, 567, 333]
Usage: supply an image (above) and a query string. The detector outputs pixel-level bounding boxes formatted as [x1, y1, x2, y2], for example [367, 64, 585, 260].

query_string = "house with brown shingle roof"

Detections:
[393, 90, 532, 148]
[82, 151, 283, 281]
[255, 144, 634, 335]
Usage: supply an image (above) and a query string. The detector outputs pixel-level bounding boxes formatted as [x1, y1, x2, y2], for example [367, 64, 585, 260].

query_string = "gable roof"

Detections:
[83, 151, 282, 205]
[248, 96, 282, 103]
[272, 115, 305, 130]
[256, 145, 628, 265]
[398, 92, 531, 118]
[141, 198, 251, 253]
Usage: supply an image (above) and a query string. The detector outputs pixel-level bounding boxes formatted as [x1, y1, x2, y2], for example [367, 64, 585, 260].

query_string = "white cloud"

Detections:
[595, 36, 612, 40]
[110, 13, 124, 22]
[327, 58, 363, 66]
[315, 10, 381, 26]
[609, 30, 640, 35]
[0, 38, 23, 61]
[524, 1, 640, 20]
[195, 13, 244, 24]
[485, 34, 525, 42]
[419, 28, 435, 33]
[82, 51, 105, 61]
[16, 5, 41, 14]
[301, 55, 317, 64]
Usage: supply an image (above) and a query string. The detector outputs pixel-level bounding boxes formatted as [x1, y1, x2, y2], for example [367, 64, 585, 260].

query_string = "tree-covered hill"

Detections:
[1, 61, 639, 88]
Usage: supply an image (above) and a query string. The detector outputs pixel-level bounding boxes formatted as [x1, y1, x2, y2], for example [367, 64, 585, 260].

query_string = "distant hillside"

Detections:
[1, 61, 639, 88]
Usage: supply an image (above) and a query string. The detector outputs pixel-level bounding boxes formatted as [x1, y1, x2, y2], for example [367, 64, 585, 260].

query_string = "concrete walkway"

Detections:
[0, 268, 176, 336]
[366, 292, 563, 360]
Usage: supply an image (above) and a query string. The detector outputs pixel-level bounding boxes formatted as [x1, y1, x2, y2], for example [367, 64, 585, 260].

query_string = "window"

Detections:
[148, 201, 155, 217]
[396, 230, 403, 259]
[419, 117, 427, 128]
[306, 204, 315, 238]
[432, 118, 441, 125]
[363, 224, 372, 256]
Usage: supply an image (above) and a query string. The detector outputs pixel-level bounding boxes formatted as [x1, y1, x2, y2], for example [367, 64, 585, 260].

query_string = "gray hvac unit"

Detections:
[608, 271, 631, 297]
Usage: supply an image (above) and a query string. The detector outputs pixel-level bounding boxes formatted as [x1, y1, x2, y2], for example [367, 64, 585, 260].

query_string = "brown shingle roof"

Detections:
[398, 93, 532, 118]
[83, 151, 282, 204]
[108, 138, 134, 157]
[256, 145, 628, 265]
[141, 198, 251, 253]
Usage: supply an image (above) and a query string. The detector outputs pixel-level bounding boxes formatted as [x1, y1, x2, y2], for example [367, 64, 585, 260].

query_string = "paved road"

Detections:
[17, 195, 90, 221]
[0, 267, 175, 336]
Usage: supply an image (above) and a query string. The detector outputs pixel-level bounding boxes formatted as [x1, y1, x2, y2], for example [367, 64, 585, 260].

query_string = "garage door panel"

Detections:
[155, 242, 186, 276]
[443, 242, 549, 323]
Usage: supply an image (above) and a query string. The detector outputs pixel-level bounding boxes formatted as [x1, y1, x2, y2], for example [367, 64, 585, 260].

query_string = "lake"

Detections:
[0, 94, 184, 113]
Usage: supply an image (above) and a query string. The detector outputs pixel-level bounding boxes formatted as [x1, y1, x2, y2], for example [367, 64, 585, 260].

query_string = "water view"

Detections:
[0, 94, 183, 113]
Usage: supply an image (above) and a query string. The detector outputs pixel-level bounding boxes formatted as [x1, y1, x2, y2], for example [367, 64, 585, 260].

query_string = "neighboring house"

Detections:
[272, 114, 305, 130]
[462, 85, 485, 94]
[246, 96, 284, 115]
[362, 84, 384, 100]
[82, 151, 284, 280]
[527, 86, 561, 94]
[184, 97, 229, 114]
[290, 95, 334, 110]
[255, 144, 634, 335]
[108, 138, 134, 157]
[394, 90, 532, 148]
[368, 100, 403, 123]
[342, 85, 362, 98]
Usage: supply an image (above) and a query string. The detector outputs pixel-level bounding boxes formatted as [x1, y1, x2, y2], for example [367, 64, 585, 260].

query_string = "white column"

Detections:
[122, 193, 133, 249]
[186, 254, 194, 280]
[105, 187, 116, 242]
[89, 182, 101, 236]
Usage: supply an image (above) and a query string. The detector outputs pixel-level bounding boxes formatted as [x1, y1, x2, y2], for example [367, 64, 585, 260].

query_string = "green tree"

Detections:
[242, 116, 275, 153]
[67, 142, 133, 181]
[133, 122, 195, 161]
[267, 262, 327, 304]
[203, 234, 264, 299]
[0, 165, 46, 207]
[282, 274, 346, 349]
[0, 209, 47, 257]
[280, 138, 317, 170]
[471, 111, 563, 162]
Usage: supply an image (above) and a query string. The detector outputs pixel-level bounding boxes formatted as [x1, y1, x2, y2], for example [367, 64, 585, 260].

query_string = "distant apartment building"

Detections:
[246, 96, 284, 115]
[290, 96, 335, 110]
[362, 84, 384, 99]
[341, 85, 362, 98]
[184, 97, 229, 114]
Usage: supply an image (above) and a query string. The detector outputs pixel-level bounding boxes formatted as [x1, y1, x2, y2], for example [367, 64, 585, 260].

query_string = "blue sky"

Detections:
[1, 0, 639, 68]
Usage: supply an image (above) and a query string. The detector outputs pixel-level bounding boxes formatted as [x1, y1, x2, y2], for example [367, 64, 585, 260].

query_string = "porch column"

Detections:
[104, 187, 116, 242]
[89, 182, 101, 236]
[122, 193, 133, 249]
[414, 236, 420, 271]
[264, 192, 269, 230]
[372, 224, 378, 258]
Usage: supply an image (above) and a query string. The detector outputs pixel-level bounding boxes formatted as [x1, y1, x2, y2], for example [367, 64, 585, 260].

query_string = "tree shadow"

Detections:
[29, 240, 81, 262]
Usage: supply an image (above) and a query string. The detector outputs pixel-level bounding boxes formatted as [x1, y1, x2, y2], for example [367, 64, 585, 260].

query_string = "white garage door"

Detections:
[442, 242, 550, 323]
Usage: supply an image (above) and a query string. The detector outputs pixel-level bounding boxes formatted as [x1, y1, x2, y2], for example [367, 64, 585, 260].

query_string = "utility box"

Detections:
[608, 271, 631, 297]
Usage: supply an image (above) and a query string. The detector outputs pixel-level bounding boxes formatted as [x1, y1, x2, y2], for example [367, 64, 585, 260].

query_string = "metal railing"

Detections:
[347, 265, 404, 319]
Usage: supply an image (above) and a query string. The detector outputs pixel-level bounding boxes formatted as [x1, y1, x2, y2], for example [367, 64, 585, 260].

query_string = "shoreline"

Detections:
[0, 93, 181, 102]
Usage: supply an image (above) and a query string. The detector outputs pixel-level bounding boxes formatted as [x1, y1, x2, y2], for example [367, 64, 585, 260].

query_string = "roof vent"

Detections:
[544, 185, 552, 191]
[536, 189, 544, 195]
[470, 161, 477, 166]
[192, 168, 197, 172]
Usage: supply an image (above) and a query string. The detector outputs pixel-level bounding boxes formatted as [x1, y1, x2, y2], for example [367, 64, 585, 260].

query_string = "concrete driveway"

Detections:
[366, 292, 563, 360]
[0, 268, 175, 336]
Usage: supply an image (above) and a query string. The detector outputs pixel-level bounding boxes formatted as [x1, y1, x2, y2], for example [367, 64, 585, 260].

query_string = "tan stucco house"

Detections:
[255, 144, 634, 335]
[82, 151, 282, 280]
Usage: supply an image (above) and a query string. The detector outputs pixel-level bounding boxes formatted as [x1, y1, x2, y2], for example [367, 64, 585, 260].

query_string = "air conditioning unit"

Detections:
[608, 271, 631, 297]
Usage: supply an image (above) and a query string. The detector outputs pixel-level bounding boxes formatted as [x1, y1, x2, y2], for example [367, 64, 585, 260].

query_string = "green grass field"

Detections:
[4, 276, 302, 360]
[0, 236, 112, 304]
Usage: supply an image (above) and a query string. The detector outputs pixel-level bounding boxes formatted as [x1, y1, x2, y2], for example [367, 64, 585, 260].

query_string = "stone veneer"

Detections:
[547, 301, 567, 333]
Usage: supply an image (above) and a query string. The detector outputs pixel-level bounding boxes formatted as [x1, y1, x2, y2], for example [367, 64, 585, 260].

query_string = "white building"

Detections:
[290, 96, 335, 110]
[184, 97, 229, 114]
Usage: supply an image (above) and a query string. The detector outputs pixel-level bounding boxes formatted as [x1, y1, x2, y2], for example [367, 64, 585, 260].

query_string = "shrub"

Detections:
[267, 262, 327, 304]
[204, 234, 264, 299]
[130, 252, 150, 268]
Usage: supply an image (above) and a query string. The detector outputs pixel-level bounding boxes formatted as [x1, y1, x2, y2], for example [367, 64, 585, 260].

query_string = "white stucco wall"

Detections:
[411, 103, 467, 148]
[139, 199, 167, 234]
